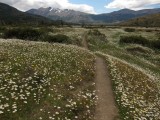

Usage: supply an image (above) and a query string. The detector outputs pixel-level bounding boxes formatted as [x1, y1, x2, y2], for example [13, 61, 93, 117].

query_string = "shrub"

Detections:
[145, 29, 152, 32]
[0, 27, 7, 38]
[156, 32, 160, 39]
[0, 26, 7, 33]
[39, 27, 53, 33]
[3, 27, 43, 41]
[43, 34, 71, 44]
[88, 29, 107, 41]
[151, 40, 160, 49]
[120, 35, 160, 49]
[126, 46, 153, 54]
[88, 29, 103, 36]
[119, 35, 149, 46]
[124, 28, 136, 32]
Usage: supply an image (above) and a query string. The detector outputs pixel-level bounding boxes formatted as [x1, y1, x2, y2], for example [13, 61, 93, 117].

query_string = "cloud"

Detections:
[105, 0, 160, 10]
[1, 0, 96, 14]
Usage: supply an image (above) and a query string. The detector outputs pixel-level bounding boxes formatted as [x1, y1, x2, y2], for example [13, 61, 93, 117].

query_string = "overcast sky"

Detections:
[1, 0, 160, 14]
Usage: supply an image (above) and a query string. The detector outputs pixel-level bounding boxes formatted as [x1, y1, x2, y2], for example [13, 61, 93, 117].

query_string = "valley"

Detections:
[0, 26, 159, 120]
[0, 1, 160, 120]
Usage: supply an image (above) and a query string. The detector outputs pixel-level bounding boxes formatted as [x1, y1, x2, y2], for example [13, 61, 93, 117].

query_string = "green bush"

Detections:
[3, 27, 72, 44]
[0, 27, 6, 38]
[120, 35, 149, 46]
[39, 27, 53, 33]
[0, 26, 7, 33]
[156, 32, 160, 39]
[145, 29, 152, 32]
[151, 40, 160, 49]
[120, 35, 160, 49]
[3, 27, 43, 40]
[43, 34, 71, 44]
[126, 46, 153, 54]
[88, 29, 103, 36]
[88, 29, 107, 41]
[124, 28, 136, 32]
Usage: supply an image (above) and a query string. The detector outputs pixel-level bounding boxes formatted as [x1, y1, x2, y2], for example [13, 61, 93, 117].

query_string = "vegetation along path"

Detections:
[82, 33, 119, 120]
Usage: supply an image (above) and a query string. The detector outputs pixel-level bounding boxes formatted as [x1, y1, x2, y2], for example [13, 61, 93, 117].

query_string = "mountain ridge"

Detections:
[26, 7, 160, 24]
[0, 2, 160, 25]
[27, 7, 93, 23]
[0, 2, 61, 25]
[118, 13, 160, 27]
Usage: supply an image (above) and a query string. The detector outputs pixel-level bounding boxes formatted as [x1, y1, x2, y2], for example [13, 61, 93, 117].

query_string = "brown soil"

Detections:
[82, 32, 119, 120]
[94, 57, 119, 120]
[81, 33, 88, 49]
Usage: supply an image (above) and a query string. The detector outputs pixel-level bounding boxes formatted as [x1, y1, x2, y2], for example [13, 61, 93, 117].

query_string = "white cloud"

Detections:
[105, 0, 160, 10]
[1, 0, 96, 14]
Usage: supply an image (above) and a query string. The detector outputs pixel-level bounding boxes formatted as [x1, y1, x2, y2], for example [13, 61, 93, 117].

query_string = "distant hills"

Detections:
[0, 3, 61, 25]
[91, 8, 160, 23]
[118, 13, 160, 27]
[1, 2, 160, 26]
[27, 7, 160, 24]
[27, 7, 93, 24]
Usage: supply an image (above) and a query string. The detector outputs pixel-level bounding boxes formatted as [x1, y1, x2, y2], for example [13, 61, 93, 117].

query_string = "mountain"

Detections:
[1, 2, 160, 25]
[118, 13, 160, 27]
[90, 8, 160, 23]
[27, 7, 160, 24]
[27, 7, 94, 24]
[0, 2, 59, 25]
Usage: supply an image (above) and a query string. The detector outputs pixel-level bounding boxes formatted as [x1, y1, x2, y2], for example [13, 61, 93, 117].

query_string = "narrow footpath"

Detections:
[82, 33, 119, 120]
[94, 57, 119, 120]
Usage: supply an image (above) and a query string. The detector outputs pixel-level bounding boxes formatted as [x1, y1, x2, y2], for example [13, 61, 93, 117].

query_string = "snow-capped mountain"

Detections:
[26, 7, 93, 23]
[26, 7, 160, 24]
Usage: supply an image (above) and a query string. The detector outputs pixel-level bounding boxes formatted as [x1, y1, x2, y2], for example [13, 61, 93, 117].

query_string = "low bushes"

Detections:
[88, 29, 107, 41]
[88, 29, 103, 36]
[151, 40, 160, 49]
[0, 26, 7, 38]
[2, 27, 71, 44]
[43, 34, 71, 44]
[124, 28, 135, 32]
[3, 27, 43, 41]
[120, 35, 149, 46]
[126, 46, 153, 54]
[0, 26, 7, 33]
[120, 35, 160, 49]
[157, 32, 160, 39]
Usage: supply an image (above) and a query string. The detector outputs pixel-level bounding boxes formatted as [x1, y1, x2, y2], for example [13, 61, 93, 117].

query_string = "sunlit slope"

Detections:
[97, 52, 160, 120]
[86, 28, 159, 119]
[0, 39, 96, 120]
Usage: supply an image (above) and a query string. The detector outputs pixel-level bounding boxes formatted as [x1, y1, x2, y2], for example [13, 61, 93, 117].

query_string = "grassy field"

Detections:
[0, 26, 160, 119]
[0, 39, 96, 120]
[87, 28, 160, 76]
[87, 27, 160, 119]
[97, 52, 160, 119]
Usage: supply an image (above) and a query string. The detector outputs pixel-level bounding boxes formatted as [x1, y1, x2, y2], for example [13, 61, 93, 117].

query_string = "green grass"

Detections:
[87, 27, 160, 119]
[88, 28, 160, 75]
[1, 26, 160, 120]
[0, 39, 96, 120]
[96, 52, 160, 119]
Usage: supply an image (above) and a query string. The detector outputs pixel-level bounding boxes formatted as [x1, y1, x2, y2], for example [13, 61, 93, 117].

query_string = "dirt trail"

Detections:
[95, 57, 119, 120]
[81, 33, 88, 49]
[82, 33, 119, 120]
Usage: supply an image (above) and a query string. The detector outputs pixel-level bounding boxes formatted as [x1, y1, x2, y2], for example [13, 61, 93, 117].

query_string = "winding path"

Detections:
[82, 33, 119, 120]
